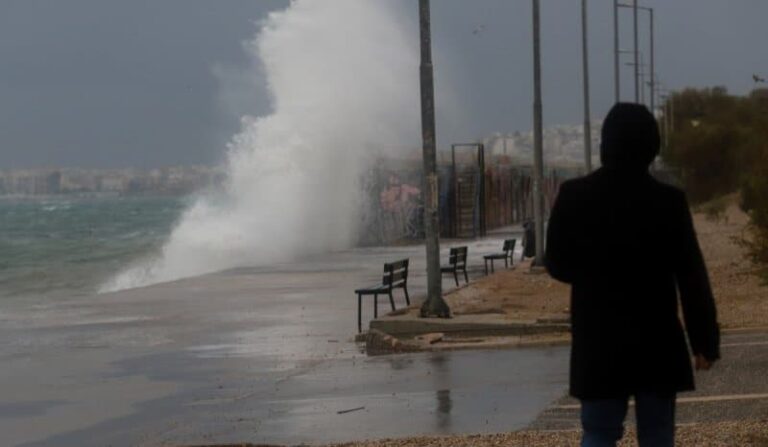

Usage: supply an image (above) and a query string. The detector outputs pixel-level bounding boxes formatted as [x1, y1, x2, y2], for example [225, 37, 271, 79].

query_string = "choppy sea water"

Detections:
[0, 196, 186, 302]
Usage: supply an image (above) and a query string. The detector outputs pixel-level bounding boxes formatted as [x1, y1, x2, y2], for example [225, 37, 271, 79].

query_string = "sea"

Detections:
[0, 195, 187, 303]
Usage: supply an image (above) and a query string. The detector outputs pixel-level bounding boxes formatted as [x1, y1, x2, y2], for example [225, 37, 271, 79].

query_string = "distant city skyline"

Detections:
[0, 165, 225, 196]
[1, 0, 766, 168]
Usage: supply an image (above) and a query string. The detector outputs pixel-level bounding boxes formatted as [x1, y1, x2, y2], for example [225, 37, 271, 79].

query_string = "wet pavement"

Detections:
[531, 330, 768, 430]
[0, 233, 577, 446]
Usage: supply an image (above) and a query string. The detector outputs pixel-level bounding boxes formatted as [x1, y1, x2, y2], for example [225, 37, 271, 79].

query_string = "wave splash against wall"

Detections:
[101, 0, 420, 292]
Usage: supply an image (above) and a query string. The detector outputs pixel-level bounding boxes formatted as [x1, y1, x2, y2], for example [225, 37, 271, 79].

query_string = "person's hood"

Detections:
[600, 103, 660, 172]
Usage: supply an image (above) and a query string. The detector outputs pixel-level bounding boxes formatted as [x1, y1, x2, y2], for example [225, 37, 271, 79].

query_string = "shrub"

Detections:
[662, 88, 768, 271]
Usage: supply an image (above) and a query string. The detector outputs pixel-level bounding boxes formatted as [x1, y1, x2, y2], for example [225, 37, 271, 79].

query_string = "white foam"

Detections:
[101, 0, 420, 292]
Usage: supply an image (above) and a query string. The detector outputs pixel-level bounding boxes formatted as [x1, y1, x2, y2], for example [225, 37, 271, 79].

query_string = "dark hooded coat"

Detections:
[545, 103, 720, 399]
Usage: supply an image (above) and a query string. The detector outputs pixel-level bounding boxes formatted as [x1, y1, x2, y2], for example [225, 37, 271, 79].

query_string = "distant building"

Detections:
[0, 165, 225, 196]
[482, 122, 601, 167]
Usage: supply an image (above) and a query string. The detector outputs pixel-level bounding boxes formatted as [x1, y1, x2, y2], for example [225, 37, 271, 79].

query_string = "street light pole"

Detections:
[626, 52, 646, 104]
[531, 0, 545, 267]
[633, 0, 640, 102]
[648, 8, 655, 112]
[660, 94, 670, 149]
[581, 0, 592, 173]
[669, 92, 675, 133]
[613, 0, 620, 102]
[418, 0, 449, 318]
[618, 3, 656, 108]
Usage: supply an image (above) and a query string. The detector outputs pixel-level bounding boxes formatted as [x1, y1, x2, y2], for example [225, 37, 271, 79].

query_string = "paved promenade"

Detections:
[3, 233, 576, 447]
[531, 329, 768, 431]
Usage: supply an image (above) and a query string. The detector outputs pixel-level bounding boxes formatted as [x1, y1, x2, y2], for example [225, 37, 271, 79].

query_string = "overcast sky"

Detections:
[1, 0, 766, 168]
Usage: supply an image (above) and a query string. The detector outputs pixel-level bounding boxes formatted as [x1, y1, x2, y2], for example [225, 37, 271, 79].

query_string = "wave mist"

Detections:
[102, 0, 420, 292]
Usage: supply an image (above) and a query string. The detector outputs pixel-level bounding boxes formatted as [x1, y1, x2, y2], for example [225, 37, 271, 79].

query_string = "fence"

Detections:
[360, 152, 582, 245]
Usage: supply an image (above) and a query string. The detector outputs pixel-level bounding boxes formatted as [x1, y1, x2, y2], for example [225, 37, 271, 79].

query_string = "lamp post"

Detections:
[633, 0, 639, 102]
[417, 0, 449, 318]
[613, 0, 620, 102]
[625, 51, 646, 104]
[660, 93, 670, 149]
[531, 0, 545, 267]
[616, 48, 634, 101]
[581, 0, 592, 173]
[647, 7, 655, 112]
[618, 3, 655, 107]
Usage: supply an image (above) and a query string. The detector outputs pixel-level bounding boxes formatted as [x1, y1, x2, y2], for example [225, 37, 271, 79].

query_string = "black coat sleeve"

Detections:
[545, 182, 580, 283]
[674, 191, 721, 361]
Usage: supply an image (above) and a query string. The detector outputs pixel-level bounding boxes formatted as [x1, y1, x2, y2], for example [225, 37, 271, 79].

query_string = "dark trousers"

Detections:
[580, 392, 676, 447]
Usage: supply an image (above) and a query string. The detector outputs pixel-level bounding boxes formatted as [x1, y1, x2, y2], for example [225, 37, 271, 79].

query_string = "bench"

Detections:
[441, 246, 469, 287]
[354, 259, 410, 333]
[483, 239, 517, 275]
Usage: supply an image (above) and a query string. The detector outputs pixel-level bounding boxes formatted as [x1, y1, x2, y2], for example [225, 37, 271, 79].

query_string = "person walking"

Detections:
[545, 103, 720, 447]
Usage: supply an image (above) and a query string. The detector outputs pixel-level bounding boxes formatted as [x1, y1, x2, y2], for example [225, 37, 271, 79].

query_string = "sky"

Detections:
[0, 0, 766, 168]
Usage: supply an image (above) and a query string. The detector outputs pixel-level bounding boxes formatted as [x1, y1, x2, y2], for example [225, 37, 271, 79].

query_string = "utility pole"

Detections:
[613, 0, 620, 102]
[418, 0, 449, 318]
[581, 0, 592, 173]
[531, 0, 545, 267]
[633, 0, 640, 102]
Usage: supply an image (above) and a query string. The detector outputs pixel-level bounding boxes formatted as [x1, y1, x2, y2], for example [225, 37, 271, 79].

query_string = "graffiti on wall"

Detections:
[359, 163, 424, 245]
[379, 174, 423, 240]
[359, 157, 581, 246]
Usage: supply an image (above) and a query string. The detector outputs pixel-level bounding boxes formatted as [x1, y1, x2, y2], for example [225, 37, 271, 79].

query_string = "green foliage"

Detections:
[661, 87, 768, 269]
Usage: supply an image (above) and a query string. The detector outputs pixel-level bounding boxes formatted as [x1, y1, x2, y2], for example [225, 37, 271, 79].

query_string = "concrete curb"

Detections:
[369, 313, 570, 338]
[364, 311, 572, 356]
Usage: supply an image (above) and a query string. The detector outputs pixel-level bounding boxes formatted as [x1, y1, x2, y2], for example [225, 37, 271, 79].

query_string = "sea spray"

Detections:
[101, 0, 420, 292]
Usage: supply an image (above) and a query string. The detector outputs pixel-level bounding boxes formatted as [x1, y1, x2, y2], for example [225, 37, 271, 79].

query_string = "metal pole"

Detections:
[639, 53, 645, 104]
[581, 0, 592, 172]
[648, 8, 655, 112]
[451, 144, 457, 238]
[531, 0, 545, 267]
[418, 0, 449, 318]
[664, 98, 670, 148]
[479, 144, 486, 237]
[670, 93, 675, 133]
[613, 0, 620, 102]
[633, 0, 640, 102]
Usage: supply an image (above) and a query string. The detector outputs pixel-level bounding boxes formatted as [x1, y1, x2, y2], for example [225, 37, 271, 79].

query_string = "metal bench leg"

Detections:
[463, 268, 469, 284]
[357, 294, 362, 333]
[404, 286, 411, 306]
[388, 291, 395, 311]
[491, 259, 495, 273]
[484, 259, 488, 276]
[374, 294, 378, 319]
[453, 270, 459, 287]
[505, 257, 509, 268]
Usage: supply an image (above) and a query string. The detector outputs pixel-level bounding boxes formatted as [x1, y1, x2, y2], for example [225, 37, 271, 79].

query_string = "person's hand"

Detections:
[695, 354, 714, 371]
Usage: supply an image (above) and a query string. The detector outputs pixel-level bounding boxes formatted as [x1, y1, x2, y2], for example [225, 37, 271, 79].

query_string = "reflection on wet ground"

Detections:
[0, 233, 577, 447]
